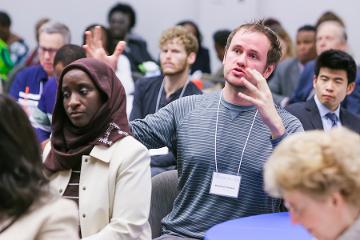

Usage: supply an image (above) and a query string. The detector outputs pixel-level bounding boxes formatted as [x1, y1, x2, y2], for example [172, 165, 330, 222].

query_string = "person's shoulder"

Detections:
[43, 77, 57, 90]
[285, 101, 307, 112]
[127, 33, 148, 46]
[15, 64, 42, 76]
[177, 90, 218, 107]
[187, 81, 203, 94]
[199, 46, 210, 54]
[109, 136, 149, 164]
[303, 59, 316, 70]
[281, 57, 298, 66]
[32, 192, 77, 215]
[341, 107, 360, 121]
[278, 104, 305, 121]
[137, 75, 162, 85]
[101, 135, 148, 157]
[135, 75, 162, 92]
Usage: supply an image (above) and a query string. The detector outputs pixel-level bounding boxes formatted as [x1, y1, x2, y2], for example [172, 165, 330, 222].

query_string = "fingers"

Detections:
[94, 26, 102, 44]
[238, 92, 261, 106]
[245, 68, 268, 91]
[112, 41, 126, 58]
[83, 44, 92, 57]
[84, 31, 93, 50]
[240, 76, 258, 93]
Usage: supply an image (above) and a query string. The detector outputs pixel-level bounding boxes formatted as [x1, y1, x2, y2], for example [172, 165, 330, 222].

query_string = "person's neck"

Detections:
[222, 83, 254, 106]
[164, 71, 189, 98]
[335, 206, 360, 239]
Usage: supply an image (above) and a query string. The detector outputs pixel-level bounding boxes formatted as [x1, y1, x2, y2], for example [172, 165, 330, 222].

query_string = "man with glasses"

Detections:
[9, 21, 70, 122]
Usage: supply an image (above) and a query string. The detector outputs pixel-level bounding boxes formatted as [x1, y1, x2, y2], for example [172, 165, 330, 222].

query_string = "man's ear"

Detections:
[346, 82, 355, 96]
[187, 52, 196, 65]
[263, 64, 275, 79]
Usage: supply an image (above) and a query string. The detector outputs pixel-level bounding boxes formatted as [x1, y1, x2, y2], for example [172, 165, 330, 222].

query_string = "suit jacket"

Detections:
[0, 194, 79, 240]
[286, 97, 360, 133]
[287, 60, 315, 104]
[269, 58, 302, 104]
[288, 62, 360, 118]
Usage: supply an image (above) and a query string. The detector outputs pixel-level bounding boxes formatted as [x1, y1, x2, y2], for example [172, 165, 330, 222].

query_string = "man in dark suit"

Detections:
[286, 49, 360, 133]
[269, 25, 316, 106]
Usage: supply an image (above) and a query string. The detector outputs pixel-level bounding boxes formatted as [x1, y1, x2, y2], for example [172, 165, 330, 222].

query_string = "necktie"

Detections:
[325, 112, 338, 128]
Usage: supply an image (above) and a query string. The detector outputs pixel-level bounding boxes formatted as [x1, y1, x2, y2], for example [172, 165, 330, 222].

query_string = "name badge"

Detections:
[210, 172, 241, 198]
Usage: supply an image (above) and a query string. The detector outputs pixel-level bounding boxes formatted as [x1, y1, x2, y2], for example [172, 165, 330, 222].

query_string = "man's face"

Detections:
[314, 67, 354, 111]
[160, 38, 195, 76]
[223, 29, 273, 90]
[316, 23, 347, 54]
[296, 30, 316, 64]
[109, 11, 130, 40]
[39, 32, 64, 76]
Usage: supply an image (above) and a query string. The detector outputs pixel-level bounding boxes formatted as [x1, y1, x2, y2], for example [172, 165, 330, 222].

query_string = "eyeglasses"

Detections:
[39, 46, 59, 55]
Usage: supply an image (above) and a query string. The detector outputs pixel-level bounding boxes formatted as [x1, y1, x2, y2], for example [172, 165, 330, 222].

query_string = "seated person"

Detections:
[202, 29, 231, 91]
[0, 95, 78, 239]
[32, 44, 86, 145]
[177, 20, 211, 75]
[286, 50, 360, 133]
[0, 11, 29, 67]
[0, 37, 13, 92]
[43, 58, 151, 239]
[9, 21, 70, 122]
[269, 25, 316, 106]
[288, 20, 348, 104]
[83, 24, 134, 116]
[130, 26, 202, 176]
[107, 3, 154, 78]
[264, 127, 360, 240]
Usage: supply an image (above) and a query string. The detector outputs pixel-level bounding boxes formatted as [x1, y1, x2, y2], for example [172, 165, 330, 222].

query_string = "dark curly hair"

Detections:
[0, 95, 48, 218]
[107, 3, 136, 31]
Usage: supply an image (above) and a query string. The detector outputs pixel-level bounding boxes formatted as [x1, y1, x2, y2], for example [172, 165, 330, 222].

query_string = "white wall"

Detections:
[2, 0, 360, 71]
[258, 0, 360, 62]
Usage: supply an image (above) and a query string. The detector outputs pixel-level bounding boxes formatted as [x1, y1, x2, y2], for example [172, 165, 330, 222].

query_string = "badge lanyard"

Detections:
[211, 91, 258, 198]
[214, 90, 258, 174]
[155, 77, 189, 112]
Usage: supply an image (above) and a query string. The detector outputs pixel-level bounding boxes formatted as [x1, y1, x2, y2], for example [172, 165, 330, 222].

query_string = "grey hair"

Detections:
[39, 21, 71, 44]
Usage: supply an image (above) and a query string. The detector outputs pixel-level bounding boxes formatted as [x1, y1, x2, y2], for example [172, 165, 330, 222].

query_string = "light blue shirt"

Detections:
[314, 95, 341, 132]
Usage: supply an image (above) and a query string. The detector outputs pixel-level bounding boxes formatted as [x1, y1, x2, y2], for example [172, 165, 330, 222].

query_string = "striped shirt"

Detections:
[63, 163, 81, 206]
[130, 91, 303, 239]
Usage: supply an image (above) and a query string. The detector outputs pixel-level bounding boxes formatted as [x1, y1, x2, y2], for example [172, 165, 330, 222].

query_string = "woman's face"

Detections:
[62, 69, 103, 127]
[284, 190, 349, 240]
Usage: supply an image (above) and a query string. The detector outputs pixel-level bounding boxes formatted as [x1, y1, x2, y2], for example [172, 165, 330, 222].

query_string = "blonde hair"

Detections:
[271, 25, 294, 59]
[159, 26, 198, 55]
[264, 127, 360, 206]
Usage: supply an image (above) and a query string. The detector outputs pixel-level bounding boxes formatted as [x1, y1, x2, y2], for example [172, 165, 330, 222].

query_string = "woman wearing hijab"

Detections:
[43, 58, 151, 239]
[0, 95, 79, 239]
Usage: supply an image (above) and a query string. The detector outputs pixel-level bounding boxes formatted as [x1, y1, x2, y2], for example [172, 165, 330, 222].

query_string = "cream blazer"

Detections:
[44, 136, 152, 240]
[0, 194, 79, 240]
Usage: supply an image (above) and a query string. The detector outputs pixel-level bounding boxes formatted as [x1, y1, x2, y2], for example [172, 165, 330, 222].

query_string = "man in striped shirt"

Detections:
[85, 20, 303, 239]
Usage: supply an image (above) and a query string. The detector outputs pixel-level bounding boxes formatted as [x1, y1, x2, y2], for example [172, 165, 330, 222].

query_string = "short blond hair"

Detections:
[264, 127, 360, 206]
[159, 26, 198, 55]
